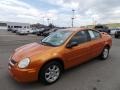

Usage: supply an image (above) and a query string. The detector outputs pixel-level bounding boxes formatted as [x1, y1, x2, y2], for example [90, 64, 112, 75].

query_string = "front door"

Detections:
[63, 30, 92, 68]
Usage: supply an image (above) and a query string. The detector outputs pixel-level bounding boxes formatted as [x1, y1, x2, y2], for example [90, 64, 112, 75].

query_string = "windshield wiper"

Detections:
[41, 41, 55, 47]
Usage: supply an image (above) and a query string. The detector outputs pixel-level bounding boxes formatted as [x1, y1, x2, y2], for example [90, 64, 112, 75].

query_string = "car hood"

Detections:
[12, 42, 56, 62]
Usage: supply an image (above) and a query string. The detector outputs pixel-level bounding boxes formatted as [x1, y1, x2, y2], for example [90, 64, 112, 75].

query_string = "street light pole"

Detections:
[47, 18, 50, 25]
[92, 17, 97, 26]
[42, 17, 45, 25]
[72, 9, 75, 27]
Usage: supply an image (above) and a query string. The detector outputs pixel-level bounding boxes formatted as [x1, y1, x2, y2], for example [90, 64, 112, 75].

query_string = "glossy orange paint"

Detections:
[8, 28, 112, 82]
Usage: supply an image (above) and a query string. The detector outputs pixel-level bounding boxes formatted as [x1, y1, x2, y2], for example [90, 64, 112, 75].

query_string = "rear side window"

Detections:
[88, 30, 101, 40]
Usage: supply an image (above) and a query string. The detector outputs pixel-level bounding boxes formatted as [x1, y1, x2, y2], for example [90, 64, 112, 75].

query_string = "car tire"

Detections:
[37, 34, 40, 36]
[115, 35, 118, 38]
[39, 61, 63, 85]
[100, 47, 109, 60]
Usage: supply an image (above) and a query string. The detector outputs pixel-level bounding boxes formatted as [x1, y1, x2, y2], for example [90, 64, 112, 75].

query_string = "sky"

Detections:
[0, 0, 120, 27]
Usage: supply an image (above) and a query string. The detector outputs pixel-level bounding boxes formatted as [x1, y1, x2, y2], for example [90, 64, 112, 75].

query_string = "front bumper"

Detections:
[8, 60, 38, 82]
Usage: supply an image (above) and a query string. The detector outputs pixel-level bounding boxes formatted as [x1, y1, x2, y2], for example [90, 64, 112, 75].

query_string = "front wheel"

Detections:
[115, 35, 118, 38]
[100, 47, 109, 60]
[39, 61, 63, 85]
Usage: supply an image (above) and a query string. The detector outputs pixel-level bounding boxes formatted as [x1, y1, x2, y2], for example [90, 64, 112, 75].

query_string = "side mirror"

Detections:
[66, 41, 78, 48]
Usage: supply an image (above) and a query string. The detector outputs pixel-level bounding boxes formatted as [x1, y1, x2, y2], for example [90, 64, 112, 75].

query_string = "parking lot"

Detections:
[0, 29, 120, 90]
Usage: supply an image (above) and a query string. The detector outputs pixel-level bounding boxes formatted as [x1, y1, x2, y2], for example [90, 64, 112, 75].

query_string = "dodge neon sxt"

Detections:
[8, 28, 112, 84]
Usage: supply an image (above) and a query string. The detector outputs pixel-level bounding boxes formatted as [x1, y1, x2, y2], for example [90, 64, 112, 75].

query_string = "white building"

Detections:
[0, 21, 31, 30]
[0, 21, 7, 30]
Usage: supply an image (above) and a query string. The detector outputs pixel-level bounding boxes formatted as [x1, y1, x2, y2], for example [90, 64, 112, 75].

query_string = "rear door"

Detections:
[88, 30, 104, 58]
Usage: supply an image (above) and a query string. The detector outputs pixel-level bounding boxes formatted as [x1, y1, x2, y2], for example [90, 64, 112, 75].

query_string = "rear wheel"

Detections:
[100, 47, 109, 60]
[39, 61, 63, 84]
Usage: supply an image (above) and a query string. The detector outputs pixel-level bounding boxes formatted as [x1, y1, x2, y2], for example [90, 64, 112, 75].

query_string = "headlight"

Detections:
[18, 58, 30, 69]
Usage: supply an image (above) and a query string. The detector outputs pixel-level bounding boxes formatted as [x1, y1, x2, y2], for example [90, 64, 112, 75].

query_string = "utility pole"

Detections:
[42, 17, 45, 25]
[47, 18, 50, 25]
[92, 17, 97, 26]
[72, 9, 75, 27]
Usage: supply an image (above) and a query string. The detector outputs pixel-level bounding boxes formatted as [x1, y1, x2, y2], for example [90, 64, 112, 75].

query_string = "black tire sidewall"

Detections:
[39, 61, 62, 85]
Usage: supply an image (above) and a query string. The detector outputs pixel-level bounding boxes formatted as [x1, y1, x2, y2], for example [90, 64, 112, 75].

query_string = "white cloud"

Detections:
[0, 0, 58, 24]
[41, 0, 120, 26]
[0, 0, 120, 27]
[42, 0, 80, 10]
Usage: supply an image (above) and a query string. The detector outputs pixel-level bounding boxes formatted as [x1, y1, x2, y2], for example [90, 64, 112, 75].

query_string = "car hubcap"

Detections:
[45, 65, 60, 83]
[103, 48, 108, 58]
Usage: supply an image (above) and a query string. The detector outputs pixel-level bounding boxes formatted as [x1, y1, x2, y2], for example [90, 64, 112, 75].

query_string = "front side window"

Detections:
[41, 30, 73, 46]
[69, 30, 90, 45]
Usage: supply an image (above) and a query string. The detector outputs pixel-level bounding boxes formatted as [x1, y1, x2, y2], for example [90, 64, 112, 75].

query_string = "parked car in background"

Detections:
[28, 29, 35, 34]
[32, 28, 44, 34]
[42, 28, 58, 36]
[31, 29, 38, 34]
[8, 28, 112, 84]
[36, 28, 50, 36]
[11, 29, 18, 33]
[7, 28, 12, 31]
[110, 28, 120, 35]
[94, 25, 110, 34]
[16, 29, 29, 35]
[115, 30, 120, 38]
[11, 26, 22, 33]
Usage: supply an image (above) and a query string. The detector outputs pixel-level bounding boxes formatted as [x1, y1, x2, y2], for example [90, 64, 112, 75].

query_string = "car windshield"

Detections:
[41, 30, 73, 46]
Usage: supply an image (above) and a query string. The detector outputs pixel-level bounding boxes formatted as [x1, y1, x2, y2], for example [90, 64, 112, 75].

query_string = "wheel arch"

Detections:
[104, 44, 111, 49]
[38, 58, 64, 80]
[42, 58, 64, 70]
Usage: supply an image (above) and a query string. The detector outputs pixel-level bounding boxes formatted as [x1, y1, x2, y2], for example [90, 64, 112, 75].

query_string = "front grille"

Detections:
[11, 59, 17, 65]
[9, 59, 17, 68]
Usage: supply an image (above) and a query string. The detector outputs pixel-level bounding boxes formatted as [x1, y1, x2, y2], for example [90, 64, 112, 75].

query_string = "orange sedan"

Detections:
[8, 28, 112, 84]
